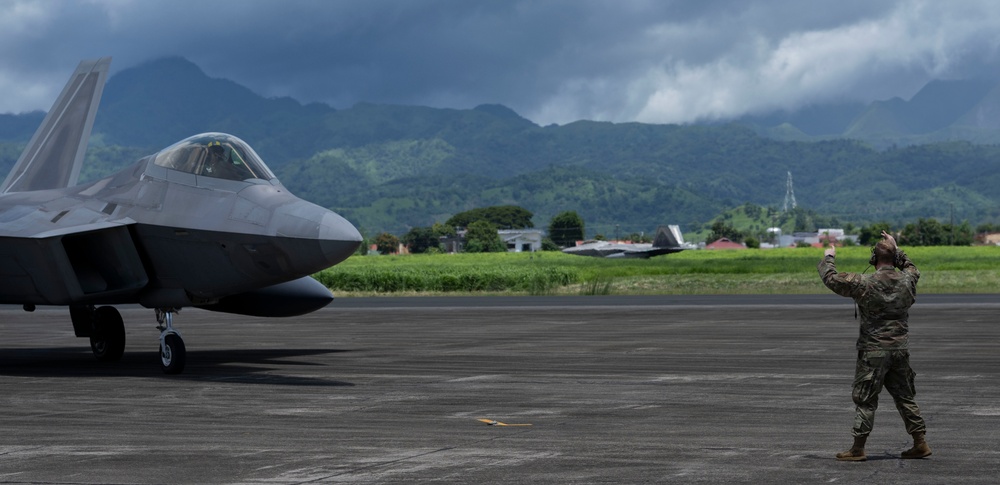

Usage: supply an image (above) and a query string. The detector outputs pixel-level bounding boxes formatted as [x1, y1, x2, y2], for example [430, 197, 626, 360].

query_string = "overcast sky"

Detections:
[2, 0, 1000, 125]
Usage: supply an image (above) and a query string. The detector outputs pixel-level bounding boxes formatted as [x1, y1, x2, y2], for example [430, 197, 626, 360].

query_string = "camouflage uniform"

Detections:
[818, 250, 927, 438]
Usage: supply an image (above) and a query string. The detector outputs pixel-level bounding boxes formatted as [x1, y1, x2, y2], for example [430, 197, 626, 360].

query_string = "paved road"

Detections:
[0, 295, 998, 483]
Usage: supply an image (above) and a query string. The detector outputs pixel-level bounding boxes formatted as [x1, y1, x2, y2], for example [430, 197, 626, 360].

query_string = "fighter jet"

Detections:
[562, 225, 687, 258]
[0, 58, 362, 374]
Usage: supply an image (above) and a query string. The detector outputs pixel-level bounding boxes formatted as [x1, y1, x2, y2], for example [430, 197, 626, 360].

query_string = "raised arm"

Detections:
[818, 245, 859, 298]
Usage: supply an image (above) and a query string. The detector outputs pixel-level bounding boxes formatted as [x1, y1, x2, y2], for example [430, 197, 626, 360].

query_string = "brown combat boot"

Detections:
[901, 432, 932, 459]
[835, 435, 867, 461]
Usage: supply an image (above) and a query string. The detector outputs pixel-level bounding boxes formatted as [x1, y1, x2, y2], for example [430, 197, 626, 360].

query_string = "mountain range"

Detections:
[742, 78, 1000, 147]
[2, 57, 1000, 238]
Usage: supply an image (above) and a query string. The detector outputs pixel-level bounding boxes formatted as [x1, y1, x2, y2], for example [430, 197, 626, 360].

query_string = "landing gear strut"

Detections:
[156, 308, 185, 374]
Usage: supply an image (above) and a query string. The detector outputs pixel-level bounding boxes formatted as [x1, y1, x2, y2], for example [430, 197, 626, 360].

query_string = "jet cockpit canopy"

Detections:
[152, 133, 276, 182]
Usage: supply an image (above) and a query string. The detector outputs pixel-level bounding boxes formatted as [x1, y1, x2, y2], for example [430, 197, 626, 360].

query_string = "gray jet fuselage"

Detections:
[0, 133, 361, 312]
[1, 58, 361, 373]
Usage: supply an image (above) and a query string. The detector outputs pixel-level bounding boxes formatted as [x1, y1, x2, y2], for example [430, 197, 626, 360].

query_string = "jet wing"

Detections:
[1, 57, 111, 194]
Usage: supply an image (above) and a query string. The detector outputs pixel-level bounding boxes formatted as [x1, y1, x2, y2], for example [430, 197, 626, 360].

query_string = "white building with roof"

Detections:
[499, 229, 543, 252]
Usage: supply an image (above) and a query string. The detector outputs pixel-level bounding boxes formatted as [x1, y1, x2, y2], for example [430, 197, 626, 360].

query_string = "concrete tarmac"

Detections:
[1, 294, 998, 483]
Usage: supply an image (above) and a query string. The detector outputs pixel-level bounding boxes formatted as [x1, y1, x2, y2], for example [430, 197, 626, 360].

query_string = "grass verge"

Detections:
[315, 246, 1000, 296]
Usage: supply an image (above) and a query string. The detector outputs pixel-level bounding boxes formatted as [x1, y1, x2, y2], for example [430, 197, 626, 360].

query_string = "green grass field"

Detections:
[315, 246, 1000, 296]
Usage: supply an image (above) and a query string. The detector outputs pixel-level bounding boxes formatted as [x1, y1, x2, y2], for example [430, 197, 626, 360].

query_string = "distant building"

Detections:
[783, 229, 859, 248]
[982, 232, 1000, 245]
[791, 232, 820, 247]
[440, 230, 467, 253]
[499, 229, 543, 252]
[705, 238, 746, 250]
[368, 242, 409, 255]
[439, 228, 543, 253]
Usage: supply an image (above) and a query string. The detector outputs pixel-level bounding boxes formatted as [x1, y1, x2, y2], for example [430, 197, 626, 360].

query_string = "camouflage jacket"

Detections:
[817, 250, 919, 350]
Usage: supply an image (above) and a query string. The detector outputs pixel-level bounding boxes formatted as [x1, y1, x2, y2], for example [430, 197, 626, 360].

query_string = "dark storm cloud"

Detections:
[2, 0, 1000, 124]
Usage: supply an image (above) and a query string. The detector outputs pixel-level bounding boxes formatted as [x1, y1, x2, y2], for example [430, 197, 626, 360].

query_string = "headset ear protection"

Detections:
[869, 246, 877, 266]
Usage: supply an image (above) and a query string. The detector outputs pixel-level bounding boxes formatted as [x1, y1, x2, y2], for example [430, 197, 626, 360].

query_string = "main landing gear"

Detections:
[70, 305, 126, 362]
[70, 305, 187, 374]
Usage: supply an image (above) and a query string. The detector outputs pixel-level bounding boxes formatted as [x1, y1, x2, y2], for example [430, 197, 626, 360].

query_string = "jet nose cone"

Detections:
[318, 211, 363, 265]
[272, 200, 362, 270]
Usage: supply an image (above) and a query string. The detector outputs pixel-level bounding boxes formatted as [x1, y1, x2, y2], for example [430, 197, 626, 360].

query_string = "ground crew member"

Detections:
[818, 230, 932, 461]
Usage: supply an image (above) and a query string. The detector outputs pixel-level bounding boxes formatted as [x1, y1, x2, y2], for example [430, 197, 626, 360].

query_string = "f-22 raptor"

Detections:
[0, 58, 362, 374]
[562, 225, 687, 258]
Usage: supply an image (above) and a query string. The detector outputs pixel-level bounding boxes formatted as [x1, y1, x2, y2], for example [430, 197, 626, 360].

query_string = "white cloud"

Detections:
[608, 0, 1000, 124]
[0, 0, 49, 38]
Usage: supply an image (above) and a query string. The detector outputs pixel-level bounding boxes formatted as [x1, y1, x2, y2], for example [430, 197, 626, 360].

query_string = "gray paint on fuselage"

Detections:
[0, 147, 360, 308]
[0, 58, 364, 374]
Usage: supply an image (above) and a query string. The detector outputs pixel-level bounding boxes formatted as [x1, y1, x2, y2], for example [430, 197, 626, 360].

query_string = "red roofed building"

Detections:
[705, 238, 746, 250]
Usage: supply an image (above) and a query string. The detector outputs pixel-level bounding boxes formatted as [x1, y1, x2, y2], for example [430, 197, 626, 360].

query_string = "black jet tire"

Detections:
[160, 333, 186, 374]
[90, 306, 125, 362]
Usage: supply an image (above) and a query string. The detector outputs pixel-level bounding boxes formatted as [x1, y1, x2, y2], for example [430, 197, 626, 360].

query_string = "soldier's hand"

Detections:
[824, 246, 835, 257]
[881, 230, 897, 250]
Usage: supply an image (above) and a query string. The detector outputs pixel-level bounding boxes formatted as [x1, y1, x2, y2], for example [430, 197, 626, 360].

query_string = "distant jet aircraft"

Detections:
[562, 225, 688, 258]
[0, 58, 361, 373]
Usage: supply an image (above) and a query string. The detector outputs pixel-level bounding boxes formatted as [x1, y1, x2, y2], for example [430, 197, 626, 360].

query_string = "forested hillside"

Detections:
[2, 57, 1000, 238]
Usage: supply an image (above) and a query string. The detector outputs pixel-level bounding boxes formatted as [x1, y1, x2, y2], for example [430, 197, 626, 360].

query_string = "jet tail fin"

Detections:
[652, 225, 684, 248]
[1, 57, 111, 193]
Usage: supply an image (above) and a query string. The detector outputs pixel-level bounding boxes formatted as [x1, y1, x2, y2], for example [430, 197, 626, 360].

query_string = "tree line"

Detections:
[708, 216, 983, 248]
[362, 202, 998, 256]
[366, 205, 586, 255]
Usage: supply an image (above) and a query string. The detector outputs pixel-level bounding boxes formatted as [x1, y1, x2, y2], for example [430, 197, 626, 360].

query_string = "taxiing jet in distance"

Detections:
[0, 58, 362, 374]
[562, 224, 688, 258]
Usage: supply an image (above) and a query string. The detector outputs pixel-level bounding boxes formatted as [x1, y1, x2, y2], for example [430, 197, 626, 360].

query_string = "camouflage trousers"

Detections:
[850, 349, 926, 438]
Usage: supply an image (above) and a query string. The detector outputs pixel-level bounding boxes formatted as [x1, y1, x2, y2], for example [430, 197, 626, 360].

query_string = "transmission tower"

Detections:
[783, 171, 797, 212]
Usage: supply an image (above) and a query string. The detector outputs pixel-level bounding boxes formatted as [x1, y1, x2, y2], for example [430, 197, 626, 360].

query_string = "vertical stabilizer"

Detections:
[652, 225, 684, 248]
[1, 57, 111, 193]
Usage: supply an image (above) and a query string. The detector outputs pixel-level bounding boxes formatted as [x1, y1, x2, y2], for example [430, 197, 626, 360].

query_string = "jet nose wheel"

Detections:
[160, 333, 186, 374]
[156, 309, 186, 374]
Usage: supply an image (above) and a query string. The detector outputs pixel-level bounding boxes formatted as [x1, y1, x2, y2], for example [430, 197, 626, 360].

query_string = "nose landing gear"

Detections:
[69, 305, 188, 374]
[156, 308, 186, 374]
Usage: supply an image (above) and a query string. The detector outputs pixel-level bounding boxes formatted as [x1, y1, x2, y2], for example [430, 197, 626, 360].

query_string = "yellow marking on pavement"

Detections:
[478, 418, 532, 426]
